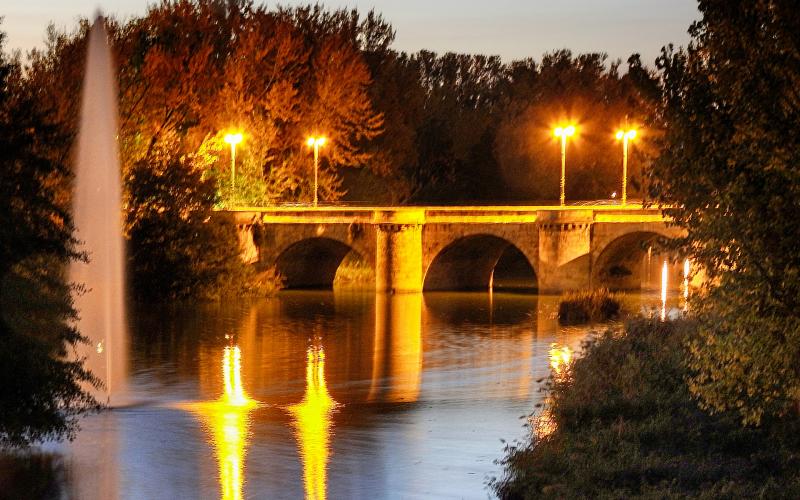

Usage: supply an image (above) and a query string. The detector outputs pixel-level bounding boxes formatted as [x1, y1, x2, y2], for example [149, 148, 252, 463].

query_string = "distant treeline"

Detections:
[19, 0, 660, 206]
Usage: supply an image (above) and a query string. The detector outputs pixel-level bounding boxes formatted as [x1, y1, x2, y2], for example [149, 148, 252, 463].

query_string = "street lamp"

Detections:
[306, 136, 326, 207]
[615, 128, 637, 205]
[224, 132, 243, 188]
[553, 125, 576, 207]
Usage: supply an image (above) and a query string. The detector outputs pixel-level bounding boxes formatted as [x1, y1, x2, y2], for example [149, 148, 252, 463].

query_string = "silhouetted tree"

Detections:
[125, 149, 249, 299]
[652, 0, 800, 424]
[0, 32, 99, 448]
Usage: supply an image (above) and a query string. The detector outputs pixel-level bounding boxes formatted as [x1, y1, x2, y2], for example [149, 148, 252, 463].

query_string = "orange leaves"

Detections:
[107, 3, 386, 204]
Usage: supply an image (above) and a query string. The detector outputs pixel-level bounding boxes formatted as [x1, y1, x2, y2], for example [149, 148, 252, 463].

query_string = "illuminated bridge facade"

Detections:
[219, 205, 682, 293]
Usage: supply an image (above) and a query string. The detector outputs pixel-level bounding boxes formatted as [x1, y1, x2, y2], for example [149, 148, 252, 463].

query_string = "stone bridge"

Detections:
[218, 205, 683, 293]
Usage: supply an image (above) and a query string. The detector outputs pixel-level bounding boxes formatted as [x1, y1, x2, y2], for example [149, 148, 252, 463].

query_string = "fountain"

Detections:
[71, 16, 127, 405]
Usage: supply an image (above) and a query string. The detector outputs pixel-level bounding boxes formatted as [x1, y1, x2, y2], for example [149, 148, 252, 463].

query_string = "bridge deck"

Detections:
[222, 204, 670, 225]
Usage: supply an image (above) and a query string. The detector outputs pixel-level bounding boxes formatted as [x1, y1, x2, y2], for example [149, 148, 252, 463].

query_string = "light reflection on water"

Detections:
[24, 291, 676, 499]
[286, 347, 338, 500]
[180, 346, 258, 500]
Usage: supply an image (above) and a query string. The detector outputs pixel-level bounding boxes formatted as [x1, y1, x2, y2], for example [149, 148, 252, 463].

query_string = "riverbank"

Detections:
[493, 318, 800, 498]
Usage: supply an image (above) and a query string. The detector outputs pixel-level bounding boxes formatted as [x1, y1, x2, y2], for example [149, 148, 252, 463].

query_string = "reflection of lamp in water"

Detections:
[287, 347, 338, 500]
[186, 345, 257, 500]
[537, 343, 574, 438]
[549, 343, 573, 380]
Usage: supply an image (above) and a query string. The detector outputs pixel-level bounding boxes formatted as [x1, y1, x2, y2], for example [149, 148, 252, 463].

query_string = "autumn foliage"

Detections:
[114, 2, 384, 205]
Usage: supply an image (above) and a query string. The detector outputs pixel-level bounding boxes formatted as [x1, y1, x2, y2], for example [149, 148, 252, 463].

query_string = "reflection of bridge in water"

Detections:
[179, 290, 653, 499]
[221, 205, 685, 293]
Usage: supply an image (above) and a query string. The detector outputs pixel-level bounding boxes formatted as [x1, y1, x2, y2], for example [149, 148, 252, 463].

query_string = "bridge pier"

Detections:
[374, 210, 425, 294]
[536, 210, 593, 293]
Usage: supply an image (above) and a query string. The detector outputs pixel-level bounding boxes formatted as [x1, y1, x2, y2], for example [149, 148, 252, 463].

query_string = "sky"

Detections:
[2, 0, 699, 66]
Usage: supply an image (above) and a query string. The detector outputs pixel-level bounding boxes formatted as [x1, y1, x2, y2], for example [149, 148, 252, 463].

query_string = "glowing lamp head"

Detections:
[554, 125, 576, 138]
[306, 136, 327, 147]
[616, 129, 637, 141]
[224, 133, 243, 146]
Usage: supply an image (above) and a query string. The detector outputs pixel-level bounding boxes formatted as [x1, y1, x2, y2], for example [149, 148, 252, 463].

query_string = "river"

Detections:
[14, 291, 670, 499]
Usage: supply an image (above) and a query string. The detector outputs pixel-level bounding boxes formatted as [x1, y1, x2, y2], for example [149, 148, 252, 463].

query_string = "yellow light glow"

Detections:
[537, 343, 574, 438]
[287, 347, 338, 500]
[553, 125, 576, 138]
[224, 133, 243, 146]
[616, 129, 637, 141]
[306, 136, 327, 147]
[183, 346, 258, 500]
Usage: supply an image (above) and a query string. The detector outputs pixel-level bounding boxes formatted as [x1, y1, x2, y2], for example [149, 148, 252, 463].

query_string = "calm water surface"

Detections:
[33, 291, 669, 499]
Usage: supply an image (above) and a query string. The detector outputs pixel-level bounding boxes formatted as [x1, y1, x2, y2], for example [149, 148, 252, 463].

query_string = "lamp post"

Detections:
[615, 128, 637, 205]
[306, 136, 326, 207]
[224, 133, 243, 188]
[553, 125, 576, 207]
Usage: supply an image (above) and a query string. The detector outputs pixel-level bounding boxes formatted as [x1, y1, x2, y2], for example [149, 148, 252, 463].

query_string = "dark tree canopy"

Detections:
[0, 32, 99, 448]
[652, 0, 800, 424]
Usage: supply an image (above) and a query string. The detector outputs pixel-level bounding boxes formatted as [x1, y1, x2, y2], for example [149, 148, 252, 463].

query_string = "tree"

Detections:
[115, 1, 385, 206]
[0, 32, 98, 448]
[125, 149, 251, 300]
[652, 0, 800, 424]
[495, 50, 656, 201]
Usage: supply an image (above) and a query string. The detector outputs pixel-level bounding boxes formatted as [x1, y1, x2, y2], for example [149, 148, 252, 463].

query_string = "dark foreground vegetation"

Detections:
[557, 289, 621, 325]
[494, 319, 800, 498]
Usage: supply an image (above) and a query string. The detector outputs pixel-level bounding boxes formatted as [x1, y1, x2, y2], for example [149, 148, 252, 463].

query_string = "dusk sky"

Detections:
[4, 0, 699, 66]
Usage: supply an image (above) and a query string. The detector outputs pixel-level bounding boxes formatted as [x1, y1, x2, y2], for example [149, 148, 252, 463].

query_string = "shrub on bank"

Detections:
[126, 153, 285, 301]
[558, 288, 621, 325]
[333, 252, 375, 291]
[493, 318, 800, 499]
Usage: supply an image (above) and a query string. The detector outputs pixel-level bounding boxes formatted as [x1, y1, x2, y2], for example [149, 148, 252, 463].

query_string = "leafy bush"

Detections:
[126, 152, 282, 300]
[493, 319, 800, 498]
[333, 251, 375, 291]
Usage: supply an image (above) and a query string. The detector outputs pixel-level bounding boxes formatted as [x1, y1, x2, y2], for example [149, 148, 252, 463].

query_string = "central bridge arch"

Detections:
[423, 234, 537, 291]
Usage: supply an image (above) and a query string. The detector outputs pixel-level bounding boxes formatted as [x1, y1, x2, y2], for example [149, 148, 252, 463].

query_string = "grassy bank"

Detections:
[493, 318, 800, 498]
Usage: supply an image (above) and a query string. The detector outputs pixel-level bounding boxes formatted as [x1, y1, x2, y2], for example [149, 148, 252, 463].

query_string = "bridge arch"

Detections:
[592, 230, 675, 290]
[423, 234, 537, 291]
[275, 237, 370, 289]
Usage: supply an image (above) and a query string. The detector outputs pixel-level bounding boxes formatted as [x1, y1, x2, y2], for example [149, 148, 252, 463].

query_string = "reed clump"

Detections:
[557, 288, 622, 325]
